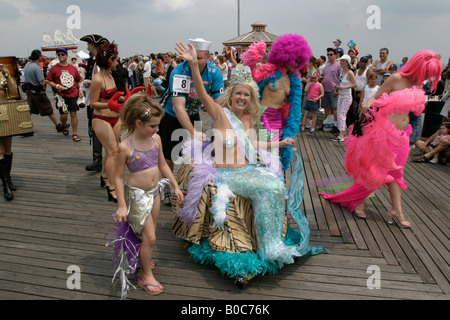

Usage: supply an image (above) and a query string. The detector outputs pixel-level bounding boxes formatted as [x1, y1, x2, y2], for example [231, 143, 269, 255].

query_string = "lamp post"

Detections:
[237, 0, 240, 36]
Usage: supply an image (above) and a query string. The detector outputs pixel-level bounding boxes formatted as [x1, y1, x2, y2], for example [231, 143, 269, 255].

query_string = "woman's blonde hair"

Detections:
[120, 93, 164, 133]
[218, 80, 261, 124]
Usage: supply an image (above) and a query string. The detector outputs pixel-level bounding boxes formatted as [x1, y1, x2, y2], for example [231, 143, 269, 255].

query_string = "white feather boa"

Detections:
[210, 183, 235, 228]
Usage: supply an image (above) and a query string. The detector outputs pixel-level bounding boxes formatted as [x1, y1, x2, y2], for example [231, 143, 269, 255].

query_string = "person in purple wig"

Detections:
[242, 34, 312, 171]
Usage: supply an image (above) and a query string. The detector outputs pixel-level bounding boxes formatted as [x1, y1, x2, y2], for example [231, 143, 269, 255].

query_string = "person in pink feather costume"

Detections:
[319, 50, 442, 228]
[242, 34, 311, 171]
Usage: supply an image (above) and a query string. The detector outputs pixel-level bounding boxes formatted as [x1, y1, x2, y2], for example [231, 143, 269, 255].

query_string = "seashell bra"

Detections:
[223, 136, 236, 149]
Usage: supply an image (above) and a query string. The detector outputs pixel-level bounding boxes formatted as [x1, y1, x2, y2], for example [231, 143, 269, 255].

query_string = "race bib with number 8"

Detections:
[172, 74, 191, 94]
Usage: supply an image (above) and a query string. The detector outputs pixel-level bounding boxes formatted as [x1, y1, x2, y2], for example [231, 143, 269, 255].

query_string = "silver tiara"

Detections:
[229, 64, 253, 86]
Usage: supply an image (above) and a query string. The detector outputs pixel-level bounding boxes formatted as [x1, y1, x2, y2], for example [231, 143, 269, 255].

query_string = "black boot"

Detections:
[85, 158, 102, 172]
[0, 158, 13, 201]
[4, 153, 17, 191]
[85, 134, 102, 172]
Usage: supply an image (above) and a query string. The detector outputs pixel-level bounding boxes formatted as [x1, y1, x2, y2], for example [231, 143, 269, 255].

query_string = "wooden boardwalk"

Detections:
[0, 97, 449, 301]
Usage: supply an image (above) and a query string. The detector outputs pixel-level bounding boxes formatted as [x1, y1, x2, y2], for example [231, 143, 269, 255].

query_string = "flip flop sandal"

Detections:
[72, 134, 81, 142]
[62, 124, 70, 136]
[138, 277, 164, 296]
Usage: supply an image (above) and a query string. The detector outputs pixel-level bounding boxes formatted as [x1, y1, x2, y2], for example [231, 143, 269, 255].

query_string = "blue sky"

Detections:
[1, 0, 448, 66]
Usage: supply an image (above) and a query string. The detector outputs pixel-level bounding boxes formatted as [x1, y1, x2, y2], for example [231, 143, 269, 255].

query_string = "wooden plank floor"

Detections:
[0, 94, 449, 300]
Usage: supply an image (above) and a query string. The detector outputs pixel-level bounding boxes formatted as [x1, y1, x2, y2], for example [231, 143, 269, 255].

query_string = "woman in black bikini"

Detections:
[90, 42, 123, 202]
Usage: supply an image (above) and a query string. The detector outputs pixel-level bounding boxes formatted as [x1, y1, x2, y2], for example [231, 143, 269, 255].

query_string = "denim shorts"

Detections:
[305, 99, 319, 112]
[322, 91, 338, 109]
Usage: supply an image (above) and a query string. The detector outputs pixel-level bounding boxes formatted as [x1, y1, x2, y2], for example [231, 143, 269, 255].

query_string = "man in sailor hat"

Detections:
[158, 38, 224, 205]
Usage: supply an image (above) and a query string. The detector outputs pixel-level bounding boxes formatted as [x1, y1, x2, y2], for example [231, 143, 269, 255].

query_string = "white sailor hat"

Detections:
[188, 38, 212, 51]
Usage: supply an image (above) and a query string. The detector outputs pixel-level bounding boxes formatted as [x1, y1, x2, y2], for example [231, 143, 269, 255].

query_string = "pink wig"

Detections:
[242, 41, 279, 82]
[399, 50, 442, 93]
[267, 34, 312, 70]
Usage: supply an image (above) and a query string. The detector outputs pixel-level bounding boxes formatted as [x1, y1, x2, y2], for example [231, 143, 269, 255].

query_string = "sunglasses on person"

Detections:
[327, 53, 335, 56]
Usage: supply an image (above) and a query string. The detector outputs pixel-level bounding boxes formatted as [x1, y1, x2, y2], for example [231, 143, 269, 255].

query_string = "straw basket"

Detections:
[0, 100, 34, 138]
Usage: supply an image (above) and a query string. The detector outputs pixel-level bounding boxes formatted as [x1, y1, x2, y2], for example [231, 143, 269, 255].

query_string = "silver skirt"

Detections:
[126, 179, 169, 235]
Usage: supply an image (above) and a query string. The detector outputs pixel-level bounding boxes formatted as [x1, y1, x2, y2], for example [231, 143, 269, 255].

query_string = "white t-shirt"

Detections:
[339, 71, 353, 95]
[375, 59, 392, 84]
[355, 68, 368, 92]
[81, 62, 99, 105]
[128, 62, 137, 77]
[362, 85, 379, 103]
[143, 61, 151, 78]
[221, 63, 228, 81]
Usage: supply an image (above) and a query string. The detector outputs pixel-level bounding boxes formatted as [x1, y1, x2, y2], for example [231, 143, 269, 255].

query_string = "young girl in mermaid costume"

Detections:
[319, 50, 442, 228]
[174, 42, 327, 283]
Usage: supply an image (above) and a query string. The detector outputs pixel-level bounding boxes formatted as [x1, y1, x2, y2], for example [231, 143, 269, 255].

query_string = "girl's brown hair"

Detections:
[120, 94, 164, 133]
[441, 122, 450, 131]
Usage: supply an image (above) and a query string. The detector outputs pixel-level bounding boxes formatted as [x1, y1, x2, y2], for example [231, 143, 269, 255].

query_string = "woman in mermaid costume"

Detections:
[319, 50, 442, 228]
[173, 42, 327, 285]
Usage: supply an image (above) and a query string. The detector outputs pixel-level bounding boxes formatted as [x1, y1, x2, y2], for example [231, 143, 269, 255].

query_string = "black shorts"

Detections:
[159, 112, 200, 162]
[55, 95, 79, 114]
[26, 90, 54, 117]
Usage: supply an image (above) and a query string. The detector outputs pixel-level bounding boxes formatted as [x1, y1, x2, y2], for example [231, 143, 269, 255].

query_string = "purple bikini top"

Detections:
[127, 136, 159, 173]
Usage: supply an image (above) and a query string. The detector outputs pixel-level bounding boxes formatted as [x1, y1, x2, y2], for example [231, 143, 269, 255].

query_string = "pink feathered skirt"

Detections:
[319, 119, 412, 212]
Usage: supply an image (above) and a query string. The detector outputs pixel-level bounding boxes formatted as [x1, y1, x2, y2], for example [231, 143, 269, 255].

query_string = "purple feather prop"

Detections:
[106, 220, 141, 274]
[177, 139, 218, 226]
[106, 219, 141, 299]
[177, 162, 217, 226]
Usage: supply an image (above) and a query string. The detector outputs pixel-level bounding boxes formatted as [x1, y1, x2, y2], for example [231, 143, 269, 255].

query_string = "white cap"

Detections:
[188, 38, 212, 51]
[338, 54, 351, 65]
